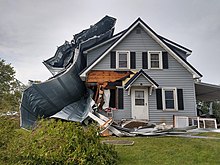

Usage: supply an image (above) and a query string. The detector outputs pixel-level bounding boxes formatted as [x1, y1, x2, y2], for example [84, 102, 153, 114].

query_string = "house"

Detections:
[80, 18, 203, 124]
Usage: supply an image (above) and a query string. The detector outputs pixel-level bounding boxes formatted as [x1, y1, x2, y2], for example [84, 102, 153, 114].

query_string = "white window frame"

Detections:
[116, 51, 130, 69]
[148, 51, 163, 69]
[162, 87, 178, 111]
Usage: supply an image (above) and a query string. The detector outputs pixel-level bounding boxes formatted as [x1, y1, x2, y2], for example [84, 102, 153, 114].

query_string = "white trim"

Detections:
[147, 51, 162, 69]
[162, 87, 178, 111]
[80, 19, 201, 79]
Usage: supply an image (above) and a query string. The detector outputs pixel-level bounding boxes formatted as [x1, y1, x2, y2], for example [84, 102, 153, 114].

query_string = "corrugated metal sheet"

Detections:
[20, 16, 116, 129]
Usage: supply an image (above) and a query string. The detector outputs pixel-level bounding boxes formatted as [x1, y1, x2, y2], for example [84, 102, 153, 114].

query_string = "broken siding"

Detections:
[92, 26, 196, 123]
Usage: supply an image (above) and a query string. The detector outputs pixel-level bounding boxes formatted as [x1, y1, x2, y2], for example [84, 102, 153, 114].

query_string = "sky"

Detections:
[0, 0, 220, 85]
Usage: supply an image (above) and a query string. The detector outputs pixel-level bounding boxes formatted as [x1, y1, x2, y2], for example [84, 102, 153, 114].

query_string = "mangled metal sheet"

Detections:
[43, 15, 116, 75]
[20, 16, 116, 129]
[20, 50, 86, 128]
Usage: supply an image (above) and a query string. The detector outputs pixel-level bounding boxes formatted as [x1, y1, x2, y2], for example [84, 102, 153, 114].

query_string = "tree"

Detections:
[0, 58, 21, 113]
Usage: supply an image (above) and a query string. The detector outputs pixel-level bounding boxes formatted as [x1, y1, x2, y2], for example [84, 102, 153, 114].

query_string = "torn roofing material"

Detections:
[20, 16, 116, 129]
[43, 15, 116, 76]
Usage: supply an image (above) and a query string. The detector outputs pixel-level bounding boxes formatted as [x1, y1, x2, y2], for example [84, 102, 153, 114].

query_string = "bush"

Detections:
[0, 116, 19, 148]
[4, 119, 118, 165]
[0, 116, 20, 164]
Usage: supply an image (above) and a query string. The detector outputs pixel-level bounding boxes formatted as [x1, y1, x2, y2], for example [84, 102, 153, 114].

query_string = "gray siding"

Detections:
[131, 75, 152, 86]
[91, 25, 197, 124]
[113, 89, 131, 120]
[86, 39, 117, 67]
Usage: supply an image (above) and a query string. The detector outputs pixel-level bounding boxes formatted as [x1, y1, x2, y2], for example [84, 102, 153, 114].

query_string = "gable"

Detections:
[124, 69, 158, 90]
[132, 75, 152, 86]
[129, 74, 154, 87]
[80, 18, 202, 79]
[113, 25, 165, 51]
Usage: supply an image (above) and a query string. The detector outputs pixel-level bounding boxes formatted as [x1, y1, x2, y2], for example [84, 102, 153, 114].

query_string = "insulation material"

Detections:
[103, 89, 110, 109]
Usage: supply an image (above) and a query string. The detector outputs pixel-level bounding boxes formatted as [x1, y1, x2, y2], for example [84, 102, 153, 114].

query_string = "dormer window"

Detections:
[116, 51, 130, 69]
[148, 51, 162, 69]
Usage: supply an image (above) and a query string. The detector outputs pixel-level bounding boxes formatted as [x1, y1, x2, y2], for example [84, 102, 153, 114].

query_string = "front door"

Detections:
[131, 87, 149, 120]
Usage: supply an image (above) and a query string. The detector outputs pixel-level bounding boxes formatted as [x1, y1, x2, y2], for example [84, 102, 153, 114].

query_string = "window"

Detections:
[135, 91, 144, 106]
[116, 51, 130, 69]
[162, 88, 178, 111]
[148, 51, 162, 69]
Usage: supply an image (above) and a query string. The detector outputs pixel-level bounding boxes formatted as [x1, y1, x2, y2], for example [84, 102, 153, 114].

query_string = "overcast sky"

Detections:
[0, 0, 220, 85]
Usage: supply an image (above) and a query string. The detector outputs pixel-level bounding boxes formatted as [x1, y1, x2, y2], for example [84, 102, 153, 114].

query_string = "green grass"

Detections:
[2, 116, 220, 165]
[105, 136, 220, 165]
[196, 132, 220, 138]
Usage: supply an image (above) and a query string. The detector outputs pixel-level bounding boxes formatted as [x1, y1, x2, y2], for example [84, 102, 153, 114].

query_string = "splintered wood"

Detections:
[87, 70, 130, 84]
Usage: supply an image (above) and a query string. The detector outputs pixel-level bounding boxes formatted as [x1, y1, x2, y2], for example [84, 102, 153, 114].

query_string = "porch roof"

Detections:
[124, 69, 158, 90]
[195, 82, 220, 102]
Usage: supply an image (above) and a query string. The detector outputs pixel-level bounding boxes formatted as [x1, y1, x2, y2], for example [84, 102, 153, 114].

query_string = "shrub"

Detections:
[0, 116, 19, 148]
[5, 119, 118, 165]
[0, 116, 20, 164]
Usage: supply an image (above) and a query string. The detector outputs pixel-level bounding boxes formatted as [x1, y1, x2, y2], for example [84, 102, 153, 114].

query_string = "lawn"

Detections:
[105, 135, 220, 165]
[1, 115, 220, 165]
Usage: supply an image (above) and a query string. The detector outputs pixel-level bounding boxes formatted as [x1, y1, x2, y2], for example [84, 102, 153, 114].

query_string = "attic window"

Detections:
[136, 28, 141, 34]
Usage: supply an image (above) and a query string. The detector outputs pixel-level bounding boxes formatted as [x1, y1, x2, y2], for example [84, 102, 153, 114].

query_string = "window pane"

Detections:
[151, 54, 159, 60]
[150, 52, 160, 69]
[165, 91, 174, 99]
[164, 90, 175, 109]
[119, 61, 127, 68]
[135, 99, 144, 105]
[118, 53, 127, 68]
[166, 100, 174, 109]
[151, 61, 159, 68]
[135, 91, 144, 106]
[119, 54, 127, 61]
[135, 91, 144, 99]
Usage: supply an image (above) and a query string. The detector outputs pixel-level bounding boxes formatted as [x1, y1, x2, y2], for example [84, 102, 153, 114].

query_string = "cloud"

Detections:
[0, 0, 220, 84]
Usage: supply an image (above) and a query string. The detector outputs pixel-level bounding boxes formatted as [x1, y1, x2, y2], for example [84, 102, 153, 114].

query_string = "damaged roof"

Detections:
[20, 16, 117, 129]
